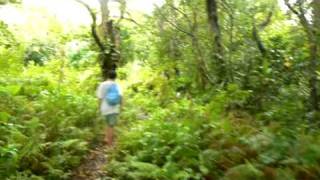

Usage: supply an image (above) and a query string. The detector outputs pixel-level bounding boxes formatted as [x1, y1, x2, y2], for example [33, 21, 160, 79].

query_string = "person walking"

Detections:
[97, 70, 122, 146]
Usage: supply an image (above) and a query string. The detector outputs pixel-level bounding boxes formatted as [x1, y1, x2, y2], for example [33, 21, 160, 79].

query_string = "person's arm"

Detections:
[120, 95, 124, 110]
[96, 83, 103, 114]
[98, 98, 101, 108]
[118, 84, 124, 110]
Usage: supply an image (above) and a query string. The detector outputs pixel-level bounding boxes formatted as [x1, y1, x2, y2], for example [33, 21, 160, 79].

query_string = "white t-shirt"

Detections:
[96, 80, 122, 115]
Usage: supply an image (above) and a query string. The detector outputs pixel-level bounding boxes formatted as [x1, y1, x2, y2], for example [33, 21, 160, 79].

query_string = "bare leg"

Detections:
[104, 127, 114, 146]
[104, 127, 109, 145]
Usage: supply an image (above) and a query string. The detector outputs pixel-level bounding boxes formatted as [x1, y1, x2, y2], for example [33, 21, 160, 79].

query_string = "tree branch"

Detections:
[155, 6, 194, 37]
[114, 11, 142, 27]
[252, 24, 267, 57]
[284, 0, 300, 16]
[119, 16, 141, 26]
[284, 0, 311, 32]
[252, 10, 273, 57]
[259, 11, 273, 29]
[75, 0, 106, 52]
[168, 4, 191, 24]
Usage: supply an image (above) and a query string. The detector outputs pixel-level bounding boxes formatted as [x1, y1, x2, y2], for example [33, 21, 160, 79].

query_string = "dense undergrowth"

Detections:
[0, 62, 103, 179]
[1, 0, 320, 179]
[106, 71, 320, 180]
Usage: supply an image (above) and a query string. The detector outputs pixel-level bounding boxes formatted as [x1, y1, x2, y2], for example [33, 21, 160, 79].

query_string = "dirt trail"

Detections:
[71, 144, 110, 180]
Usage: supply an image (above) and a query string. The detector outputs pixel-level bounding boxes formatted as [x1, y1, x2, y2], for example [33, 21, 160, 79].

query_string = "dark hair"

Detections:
[108, 70, 117, 80]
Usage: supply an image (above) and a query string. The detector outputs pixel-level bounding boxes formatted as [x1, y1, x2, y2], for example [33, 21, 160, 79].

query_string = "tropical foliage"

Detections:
[1, 0, 320, 179]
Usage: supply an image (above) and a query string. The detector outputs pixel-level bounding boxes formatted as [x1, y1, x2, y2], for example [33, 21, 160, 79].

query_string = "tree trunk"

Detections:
[76, 0, 121, 79]
[313, 0, 320, 50]
[99, 0, 109, 39]
[98, 0, 120, 79]
[206, 0, 225, 84]
[193, 7, 212, 87]
[310, 0, 320, 118]
[252, 24, 267, 58]
[285, 0, 320, 122]
[309, 40, 319, 114]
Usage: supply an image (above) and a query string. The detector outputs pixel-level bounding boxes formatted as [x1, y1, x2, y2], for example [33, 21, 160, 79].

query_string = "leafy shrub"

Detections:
[0, 69, 102, 179]
[258, 84, 307, 125]
[24, 40, 57, 66]
[106, 80, 320, 180]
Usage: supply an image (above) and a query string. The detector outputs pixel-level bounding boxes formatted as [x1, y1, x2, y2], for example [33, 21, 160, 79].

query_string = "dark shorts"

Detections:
[104, 114, 118, 127]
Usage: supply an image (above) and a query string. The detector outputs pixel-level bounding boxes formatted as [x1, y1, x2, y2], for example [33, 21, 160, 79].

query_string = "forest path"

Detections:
[71, 144, 110, 180]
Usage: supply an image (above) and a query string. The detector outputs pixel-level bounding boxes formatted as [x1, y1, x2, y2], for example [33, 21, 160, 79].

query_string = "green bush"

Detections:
[106, 81, 320, 180]
[0, 72, 101, 179]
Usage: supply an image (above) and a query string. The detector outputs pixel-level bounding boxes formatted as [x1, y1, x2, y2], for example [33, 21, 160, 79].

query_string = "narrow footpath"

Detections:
[71, 144, 109, 180]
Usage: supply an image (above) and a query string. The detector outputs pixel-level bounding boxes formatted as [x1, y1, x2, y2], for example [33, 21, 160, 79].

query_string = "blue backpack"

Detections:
[105, 84, 121, 106]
